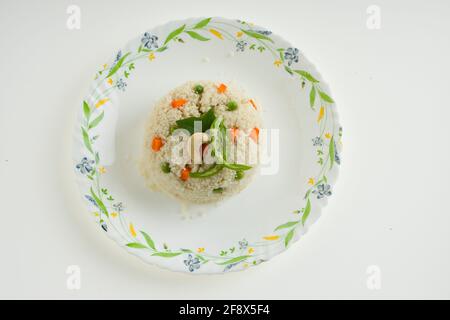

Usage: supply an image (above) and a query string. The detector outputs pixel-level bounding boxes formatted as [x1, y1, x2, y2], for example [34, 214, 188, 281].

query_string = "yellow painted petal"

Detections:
[98, 166, 106, 174]
[95, 98, 109, 108]
[129, 223, 137, 237]
[274, 60, 282, 67]
[111, 212, 118, 218]
[236, 31, 243, 38]
[248, 247, 255, 254]
[209, 29, 223, 39]
[263, 235, 280, 241]
[197, 247, 205, 253]
[317, 106, 325, 123]
[148, 52, 155, 61]
[102, 64, 107, 69]
[243, 263, 249, 268]
[308, 178, 315, 185]
[325, 133, 331, 139]
[107, 78, 113, 85]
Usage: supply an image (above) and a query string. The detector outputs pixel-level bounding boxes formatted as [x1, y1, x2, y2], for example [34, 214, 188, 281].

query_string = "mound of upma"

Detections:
[140, 81, 262, 204]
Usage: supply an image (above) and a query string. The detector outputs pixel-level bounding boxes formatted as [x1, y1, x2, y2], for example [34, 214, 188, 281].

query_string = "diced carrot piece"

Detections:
[249, 127, 259, 143]
[217, 83, 227, 93]
[249, 99, 257, 110]
[151, 136, 164, 151]
[171, 98, 188, 108]
[180, 167, 191, 181]
[230, 127, 239, 144]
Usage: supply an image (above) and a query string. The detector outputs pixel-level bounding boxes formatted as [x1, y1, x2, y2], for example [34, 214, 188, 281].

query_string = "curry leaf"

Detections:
[175, 108, 215, 135]
[224, 163, 252, 171]
[190, 164, 224, 178]
[164, 24, 186, 45]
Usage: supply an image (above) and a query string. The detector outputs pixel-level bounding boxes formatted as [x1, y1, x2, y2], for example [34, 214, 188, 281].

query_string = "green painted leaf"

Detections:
[81, 127, 93, 154]
[126, 242, 147, 249]
[217, 255, 250, 265]
[156, 46, 167, 52]
[284, 229, 295, 247]
[318, 90, 334, 103]
[224, 163, 252, 171]
[241, 29, 274, 43]
[88, 111, 104, 129]
[193, 17, 211, 29]
[275, 221, 299, 231]
[329, 136, 335, 169]
[106, 52, 131, 78]
[302, 198, 311, 225]
[175, 108, 216, 135]
[164, 24, 186, 45]
[294, 70, 319, 83]
[152, 252, 182, 258]
[140, 231, 156, 250]
[309, 86, 316, 109]
[90, 187, 108, 217]
[83, 101, 91, 120]
[284, 66, 293, 75]
[185, 30, 210, 41]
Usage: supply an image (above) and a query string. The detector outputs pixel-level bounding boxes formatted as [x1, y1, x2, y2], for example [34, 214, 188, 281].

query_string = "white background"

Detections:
[1, 0, 449, 299]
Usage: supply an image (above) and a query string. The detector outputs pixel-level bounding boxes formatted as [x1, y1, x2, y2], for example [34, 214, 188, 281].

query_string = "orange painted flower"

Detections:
[209, 29, 223, 39]
[129, 223, 137, 237]
[95, 99, 109, 108]
[263, 235, 280, 241]
[274, 60, 282, 67]
[107, 78, 113, 85]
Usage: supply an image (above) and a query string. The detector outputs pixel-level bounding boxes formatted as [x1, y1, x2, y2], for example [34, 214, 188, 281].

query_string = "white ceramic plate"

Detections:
[73, 17, 342, 274]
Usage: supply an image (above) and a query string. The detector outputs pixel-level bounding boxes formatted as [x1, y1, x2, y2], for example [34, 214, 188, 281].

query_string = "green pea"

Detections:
[235, 171, 244, 180]
[160, 162, 171, 173]
[213, 187, 224, 193]
[226, 101, 238, 111]
[194, 85, 204, 94]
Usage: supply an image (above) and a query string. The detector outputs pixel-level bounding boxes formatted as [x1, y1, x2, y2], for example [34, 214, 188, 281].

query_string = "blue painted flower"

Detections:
[76, 157, 94, 174]
[238, 239, 248, 250]
[224, 262, 239, 272]
[113, 202, 125, 212]
[183, 254, 201, 272]
[84, 195, 98, 207]
[236, 40, 248, 52]
[312, 136, 323, 147]
[114, 50, 122, 63]
[313, 183, 332, 199]
[116, 78, 127, 91]
[141, 32, 159, 50]
[254, 29, 272, 35]
[334, 141, 341, 165]
[284, 47, 299, 66]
